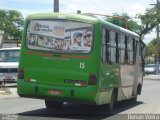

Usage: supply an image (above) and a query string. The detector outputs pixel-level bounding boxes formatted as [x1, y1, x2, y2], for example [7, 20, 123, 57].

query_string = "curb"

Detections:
[0, 88, 12, 95]
[143, 75, 160, 80]
[0, 88, 18, 99]
[0, 88, 17, 95]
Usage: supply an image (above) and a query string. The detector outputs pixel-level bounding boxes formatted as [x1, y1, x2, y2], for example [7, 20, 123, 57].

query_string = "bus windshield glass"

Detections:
[0, 50, 20, 62]
[27, 20, 93, 53]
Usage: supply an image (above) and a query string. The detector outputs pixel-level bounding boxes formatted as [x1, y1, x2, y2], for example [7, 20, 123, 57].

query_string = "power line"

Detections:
[89, 0, 107, 12]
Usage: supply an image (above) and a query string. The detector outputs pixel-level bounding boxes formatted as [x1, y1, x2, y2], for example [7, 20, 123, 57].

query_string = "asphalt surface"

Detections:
[0, 76, 160, 120]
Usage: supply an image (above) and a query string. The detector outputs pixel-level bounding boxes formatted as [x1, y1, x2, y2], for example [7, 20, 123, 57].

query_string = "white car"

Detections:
[144, 64, 156, 75]
[0, 47, 20, 83]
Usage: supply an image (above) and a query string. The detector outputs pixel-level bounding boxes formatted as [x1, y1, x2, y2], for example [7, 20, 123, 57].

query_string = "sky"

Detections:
[0, 0, 158, 44]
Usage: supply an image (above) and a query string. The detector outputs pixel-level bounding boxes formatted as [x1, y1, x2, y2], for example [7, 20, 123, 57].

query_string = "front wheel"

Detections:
[45, 100, 63, 109]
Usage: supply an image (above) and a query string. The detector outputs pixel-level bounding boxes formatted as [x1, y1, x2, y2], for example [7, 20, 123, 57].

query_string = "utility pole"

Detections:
[77, 10, 81, 14]
[156, 0, 160, 75]
[150, 0, 160, 74]
[54, 0, 59, 12]
[156, 23, 160, 74]
[0, 30, 4, 48]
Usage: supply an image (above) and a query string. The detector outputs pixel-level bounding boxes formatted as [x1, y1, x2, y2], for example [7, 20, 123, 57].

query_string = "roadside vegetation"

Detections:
[0, 3, 160, 56]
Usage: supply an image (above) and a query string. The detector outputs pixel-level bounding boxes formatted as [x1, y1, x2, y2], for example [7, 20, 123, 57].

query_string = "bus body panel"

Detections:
[119, 65, 135, 99]
[17, 15, 101, 104]
[17, 80, 98, 104]
[17, 13, 145, 106]
[98, 64, 119, 104]
[22, 52, 93, 87]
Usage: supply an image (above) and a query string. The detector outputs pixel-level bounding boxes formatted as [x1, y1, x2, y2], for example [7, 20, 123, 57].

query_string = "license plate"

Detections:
[5, 76, 12, 80]
[48, 89, 62, 95]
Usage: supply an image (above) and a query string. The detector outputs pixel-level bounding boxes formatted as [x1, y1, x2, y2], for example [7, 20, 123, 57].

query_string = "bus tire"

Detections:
[45, 100, 63, 109]
[108, 91, 116, 111]
[130, 92, 137, 103]
[131, 88, 138, 103]
[131, 96, 137, 103]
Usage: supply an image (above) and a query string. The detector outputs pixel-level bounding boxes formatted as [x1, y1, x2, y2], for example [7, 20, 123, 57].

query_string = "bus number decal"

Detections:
[80, 62, 85, 69]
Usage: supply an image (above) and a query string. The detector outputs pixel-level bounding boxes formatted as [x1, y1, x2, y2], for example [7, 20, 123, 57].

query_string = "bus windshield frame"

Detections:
[26, 19, 94, 54]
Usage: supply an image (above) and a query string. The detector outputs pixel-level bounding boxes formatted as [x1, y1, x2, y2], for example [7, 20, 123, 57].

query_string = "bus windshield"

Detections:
[27, 20, 93, 53]
[0, 50, 20, 62]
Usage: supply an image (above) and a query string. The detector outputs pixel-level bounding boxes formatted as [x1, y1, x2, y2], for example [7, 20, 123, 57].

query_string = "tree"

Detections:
[137, 8, 158, 39]
[0, 9, 24, 41]
[145, 39, 157, 57]
[106, 13, 141, 33]
[107, 3, 160, 39]
[137, 3, 160, 57]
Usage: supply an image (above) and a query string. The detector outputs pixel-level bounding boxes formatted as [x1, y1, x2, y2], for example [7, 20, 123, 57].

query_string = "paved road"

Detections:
[0, 80, 160, 120]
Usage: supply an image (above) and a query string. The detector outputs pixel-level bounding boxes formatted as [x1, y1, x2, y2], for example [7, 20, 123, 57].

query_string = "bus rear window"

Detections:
[26, 20, 93, 53]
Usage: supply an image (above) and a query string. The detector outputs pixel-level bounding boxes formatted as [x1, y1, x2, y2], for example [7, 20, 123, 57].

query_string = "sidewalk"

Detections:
[143, 75, 160, 80]
[0, 87, 18, 99]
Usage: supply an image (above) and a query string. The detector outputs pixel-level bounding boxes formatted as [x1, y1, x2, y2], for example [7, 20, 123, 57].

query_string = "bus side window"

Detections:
[128, 37, 134, 65]
[101, 28, 106, 63]
[133, 38, 136, 64]
[116, 33, 119, 63]
[102, 46, 106, 63]
[101, 29, 120, 64]
[109, 31, 116, 63]
[106, 29, 111, 64]
[101, 28, 112, 64]
[124, 36, 128, 64]
[124, 50, 129, 64]
[120, 34, 125, 64]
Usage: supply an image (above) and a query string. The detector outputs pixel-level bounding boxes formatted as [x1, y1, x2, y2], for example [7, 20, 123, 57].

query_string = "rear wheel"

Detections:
[108, 91, 116, 111]
[45, 100, 63, 109]
[131, 87, 139, 103]
[131, 95, 137, 103]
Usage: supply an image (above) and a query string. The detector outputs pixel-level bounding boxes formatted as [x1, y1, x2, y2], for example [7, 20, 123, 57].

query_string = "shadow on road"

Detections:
[18, 100, 144, 119]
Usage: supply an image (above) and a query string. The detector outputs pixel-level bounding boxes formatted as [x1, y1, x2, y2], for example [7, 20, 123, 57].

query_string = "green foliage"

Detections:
[137, 7, 158, 38]
[139, 2, 160, 56]
[0, 9, 24, 40]
[106, 3, 160, 39]
[106, 10, 160, 57]
[106, 12, 141, 33]
[145, 39, 157, 56]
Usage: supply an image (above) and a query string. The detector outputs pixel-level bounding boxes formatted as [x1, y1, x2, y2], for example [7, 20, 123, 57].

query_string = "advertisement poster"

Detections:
[27, 20, 93, 53]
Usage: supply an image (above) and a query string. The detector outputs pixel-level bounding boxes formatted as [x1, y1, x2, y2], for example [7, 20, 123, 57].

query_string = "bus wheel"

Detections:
[130, 93, 137, 103]
[131, 96, 137, 103]
[131, 91, 138, 103]
[45, 100, 63, 109]
[108, 91, 116, 111]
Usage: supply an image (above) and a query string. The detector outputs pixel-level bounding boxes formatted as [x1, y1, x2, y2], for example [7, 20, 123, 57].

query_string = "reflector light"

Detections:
[88, 74, 97, 85]
[18, 68, 24, 79]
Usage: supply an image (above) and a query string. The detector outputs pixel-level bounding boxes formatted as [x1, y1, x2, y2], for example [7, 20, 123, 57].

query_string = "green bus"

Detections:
[17, 13, 145, 111]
